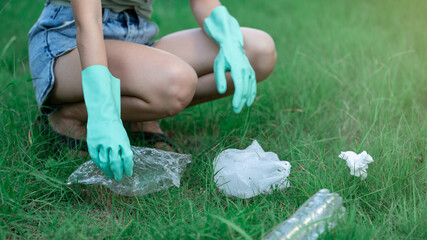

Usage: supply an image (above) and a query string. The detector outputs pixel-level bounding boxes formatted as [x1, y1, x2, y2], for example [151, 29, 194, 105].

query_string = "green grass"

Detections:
[1, 0, 426, 239]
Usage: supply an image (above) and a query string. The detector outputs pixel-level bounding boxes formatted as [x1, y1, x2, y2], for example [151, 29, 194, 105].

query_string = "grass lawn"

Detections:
[1, 0, 426, 239]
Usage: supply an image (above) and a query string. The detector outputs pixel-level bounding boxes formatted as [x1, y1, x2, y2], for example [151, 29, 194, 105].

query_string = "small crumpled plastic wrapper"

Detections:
[214, 140, 291, 199]
[67, 146, 192, 196]
[339, 150, 373, 180]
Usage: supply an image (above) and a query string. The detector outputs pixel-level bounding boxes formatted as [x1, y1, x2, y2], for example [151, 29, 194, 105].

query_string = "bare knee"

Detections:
[243, 28, 277, 81]
[159, 62, 198, 116]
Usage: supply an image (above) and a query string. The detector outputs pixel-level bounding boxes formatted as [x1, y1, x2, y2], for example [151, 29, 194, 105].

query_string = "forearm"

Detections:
[190, 0, 221, 28]
[195, 0, 254, 113]
[71, 0, 107, 69]
[75, 22, 107, 68]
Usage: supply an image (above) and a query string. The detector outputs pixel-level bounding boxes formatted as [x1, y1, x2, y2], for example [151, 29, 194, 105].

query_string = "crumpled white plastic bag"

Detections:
[214, 140, 291, 199]
[338, 151, 373, 180]
[67, 146, 191, 196]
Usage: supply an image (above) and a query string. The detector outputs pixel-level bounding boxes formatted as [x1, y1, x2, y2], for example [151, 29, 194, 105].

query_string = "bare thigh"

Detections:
[50, 40, 197, 106]
[154, 27, 277, 80]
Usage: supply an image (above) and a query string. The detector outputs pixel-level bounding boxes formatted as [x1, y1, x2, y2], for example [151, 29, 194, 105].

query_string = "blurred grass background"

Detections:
[1, 0, 426, 239]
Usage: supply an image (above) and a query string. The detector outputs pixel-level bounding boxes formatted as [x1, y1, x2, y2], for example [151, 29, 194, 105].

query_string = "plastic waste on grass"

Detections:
[264, 189, 345, 240]
[67, 146, 192, 196]
[214, 140, 291, 199]
[338, 151, 373, 180]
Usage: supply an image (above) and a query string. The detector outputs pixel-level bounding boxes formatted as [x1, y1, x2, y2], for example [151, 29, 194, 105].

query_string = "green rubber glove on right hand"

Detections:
[204, 6, 256, 113]
[82, 65, 134, 181]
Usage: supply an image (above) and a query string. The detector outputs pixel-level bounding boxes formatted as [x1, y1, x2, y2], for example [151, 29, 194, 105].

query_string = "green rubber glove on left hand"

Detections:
[204, 6, 256, 113]
[82, 65, 134, 182]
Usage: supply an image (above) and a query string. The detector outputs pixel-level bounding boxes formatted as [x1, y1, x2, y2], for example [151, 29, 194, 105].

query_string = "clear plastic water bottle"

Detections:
[264, 189, 345, 240]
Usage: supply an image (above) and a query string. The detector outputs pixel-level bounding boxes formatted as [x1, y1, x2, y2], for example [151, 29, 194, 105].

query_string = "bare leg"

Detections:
[48, 40, 198, 139]
[137, 27, 276, 140]
[154, 27, 277, 105]
[48, 27, 277, 144]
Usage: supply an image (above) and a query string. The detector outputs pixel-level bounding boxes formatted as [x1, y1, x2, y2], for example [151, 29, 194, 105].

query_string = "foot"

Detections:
[130, 121, 162, 134]
[130, 121, 178, 152]
[48, 107, 87, 141]
[45, 107, 88, 157]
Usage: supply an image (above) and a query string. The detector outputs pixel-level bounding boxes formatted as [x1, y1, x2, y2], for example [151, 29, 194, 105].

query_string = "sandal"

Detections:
[33, 115, 180, 153]
[129, 131, 181, 153]
[33, 115, 88, 152]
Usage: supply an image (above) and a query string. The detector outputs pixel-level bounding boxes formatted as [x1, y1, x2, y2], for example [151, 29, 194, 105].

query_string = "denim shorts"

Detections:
[28, 2, 159, 114]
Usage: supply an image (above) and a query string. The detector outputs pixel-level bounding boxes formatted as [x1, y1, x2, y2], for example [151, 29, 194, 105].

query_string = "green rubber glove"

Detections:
[82, 65, 134, 181]
[203, 6, 256, 113]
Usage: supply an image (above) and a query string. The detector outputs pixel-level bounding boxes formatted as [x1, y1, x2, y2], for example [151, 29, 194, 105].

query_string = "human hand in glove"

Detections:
[204, 6, 256, 113]
[82, 65, 134, 181]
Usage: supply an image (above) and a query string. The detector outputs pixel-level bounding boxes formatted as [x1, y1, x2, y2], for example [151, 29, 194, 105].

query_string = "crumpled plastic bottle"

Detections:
[264, 189, 345, 240]
[67, 146, 192, 196]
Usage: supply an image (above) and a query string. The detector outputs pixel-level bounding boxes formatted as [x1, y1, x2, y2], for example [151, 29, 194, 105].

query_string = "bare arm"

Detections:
[71, 0, 107, 69]
[190, 0, 221, 27]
